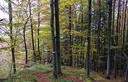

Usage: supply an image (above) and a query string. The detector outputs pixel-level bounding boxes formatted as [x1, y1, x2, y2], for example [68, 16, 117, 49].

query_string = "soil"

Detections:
[32, 66, 85, 82]
[33, 72, 49, 82]
[32, 66, 123, 82]
[33, 72, 84, 82]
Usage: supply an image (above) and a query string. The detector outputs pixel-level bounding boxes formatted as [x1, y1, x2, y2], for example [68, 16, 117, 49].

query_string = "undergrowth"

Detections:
[5, 64, 52, 82]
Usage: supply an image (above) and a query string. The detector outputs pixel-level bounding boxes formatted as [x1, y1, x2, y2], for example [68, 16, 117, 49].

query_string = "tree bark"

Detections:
[69, 6, 73, 66]
[8, 0, 16, 74]
[86, 0, 92, 77]
[106, 0, 112, 79]
[123, 0, 127, 47]
[23, 18, 29, 64]
[50, 0, 58, 78]
[54, 0, 61, 75]
[28, 0, 36, 62]
[114, 0, 121, 78]
[37, 0, 41, 62]
[96, 0, 101, 72]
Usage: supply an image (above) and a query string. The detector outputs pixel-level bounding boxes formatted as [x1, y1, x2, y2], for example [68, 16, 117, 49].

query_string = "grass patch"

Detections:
[90, 72, 105, 81]
[85, 78, 92, 82]
[17, 64, 52, 75]
[5, 64, 53, 82]
[63, 68, 84, 75]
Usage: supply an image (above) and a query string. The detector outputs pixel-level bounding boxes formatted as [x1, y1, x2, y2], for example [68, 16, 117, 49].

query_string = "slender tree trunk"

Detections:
[50, 0, 58, 78]
[37, 0, 41, 62]
[112, 0, 116, 45]
[114, 0, 121, 78]
[69, 6, 72, 66]
[106, 0, 112, 79]
[80, 0, 84, 67]
[96, 0, 101, 72]
[23, 18, 28, 64]
[54, 0, 61, 75]
[8, 0, 16, 74]
[86, 0, 92, 77]
[28, 0, 36, 62]
[124, 0, 128, 81]
[112, 0, 116, 78]
[123, 0, 127, 48]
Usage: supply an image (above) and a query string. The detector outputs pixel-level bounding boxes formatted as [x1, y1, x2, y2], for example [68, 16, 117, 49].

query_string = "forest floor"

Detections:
[6, 64, 123, 82]
[32, 66, 124, 82]
[32, 66, 85, 82]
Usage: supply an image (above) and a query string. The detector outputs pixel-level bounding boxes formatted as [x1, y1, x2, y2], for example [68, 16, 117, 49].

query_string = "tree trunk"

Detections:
[8, 0, 16, 74]
[114, 0, 121, 78]
[28, 0, 36, 63]
[50, 0, 58, 78]
[86, 0, 92, 78]
[23, 18, 28, 64]
[106, 0, 112, 79]
[125, 61, 128, 82]
[123, 0, 127, 47]
[112, 0, 116, 78]
[96, 0, 101, 72]
[54, 0, 61, 75]
[37, 0, 41, 62]
[69, 6, 72, 66]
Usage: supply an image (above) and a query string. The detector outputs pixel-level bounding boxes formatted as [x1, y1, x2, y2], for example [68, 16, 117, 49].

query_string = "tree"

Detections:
[114, 0, 121, 78]
[54, 0, 61, 75]
[23, 18, 29, 64]
[50, 0, 58, 78]
[68, 6, 73, 66]
[124, 0, 128, 81]
[86, 0, 92, 77]
[28, 0, 36, 63]
[8, 0, 16, 74]
[106, 0, 112, 79]
[50, 0, 61, 78]
[96, 0, 101, 72]
[37, 0, 41, 62]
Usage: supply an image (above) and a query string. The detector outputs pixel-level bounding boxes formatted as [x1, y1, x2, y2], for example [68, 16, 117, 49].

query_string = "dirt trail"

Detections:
[64, 75, 83, 82]
[33, 66, 85, 82]
[33, 72, 84, 82]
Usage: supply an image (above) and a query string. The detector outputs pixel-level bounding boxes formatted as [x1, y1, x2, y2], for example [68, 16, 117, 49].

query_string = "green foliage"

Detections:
[90, 72, 105, 81]
[5, 64, 53, 82]
[16, 76, 36, 82]
[63, 68, 84, 75]
[17, 64, 52, 75]
[86, 78, 91, 82]
[0, 38, 7, 42]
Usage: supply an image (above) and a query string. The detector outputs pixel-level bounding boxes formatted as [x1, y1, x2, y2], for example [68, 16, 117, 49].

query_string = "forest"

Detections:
[0, 0, 127, 82]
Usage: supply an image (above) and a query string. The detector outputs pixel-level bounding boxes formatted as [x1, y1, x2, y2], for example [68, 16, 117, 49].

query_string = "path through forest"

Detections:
[33, 72, 49, 82]
[32, 66, 94, 82]
[33, 72, 84, 82]
[32, 66, 123, 82]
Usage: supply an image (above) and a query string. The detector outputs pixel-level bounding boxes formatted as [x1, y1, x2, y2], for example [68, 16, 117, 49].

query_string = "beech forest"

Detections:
[0, 0, 128, 82]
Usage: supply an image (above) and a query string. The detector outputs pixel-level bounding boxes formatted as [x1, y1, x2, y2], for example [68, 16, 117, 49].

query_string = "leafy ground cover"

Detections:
[5, 64, 123, 82]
